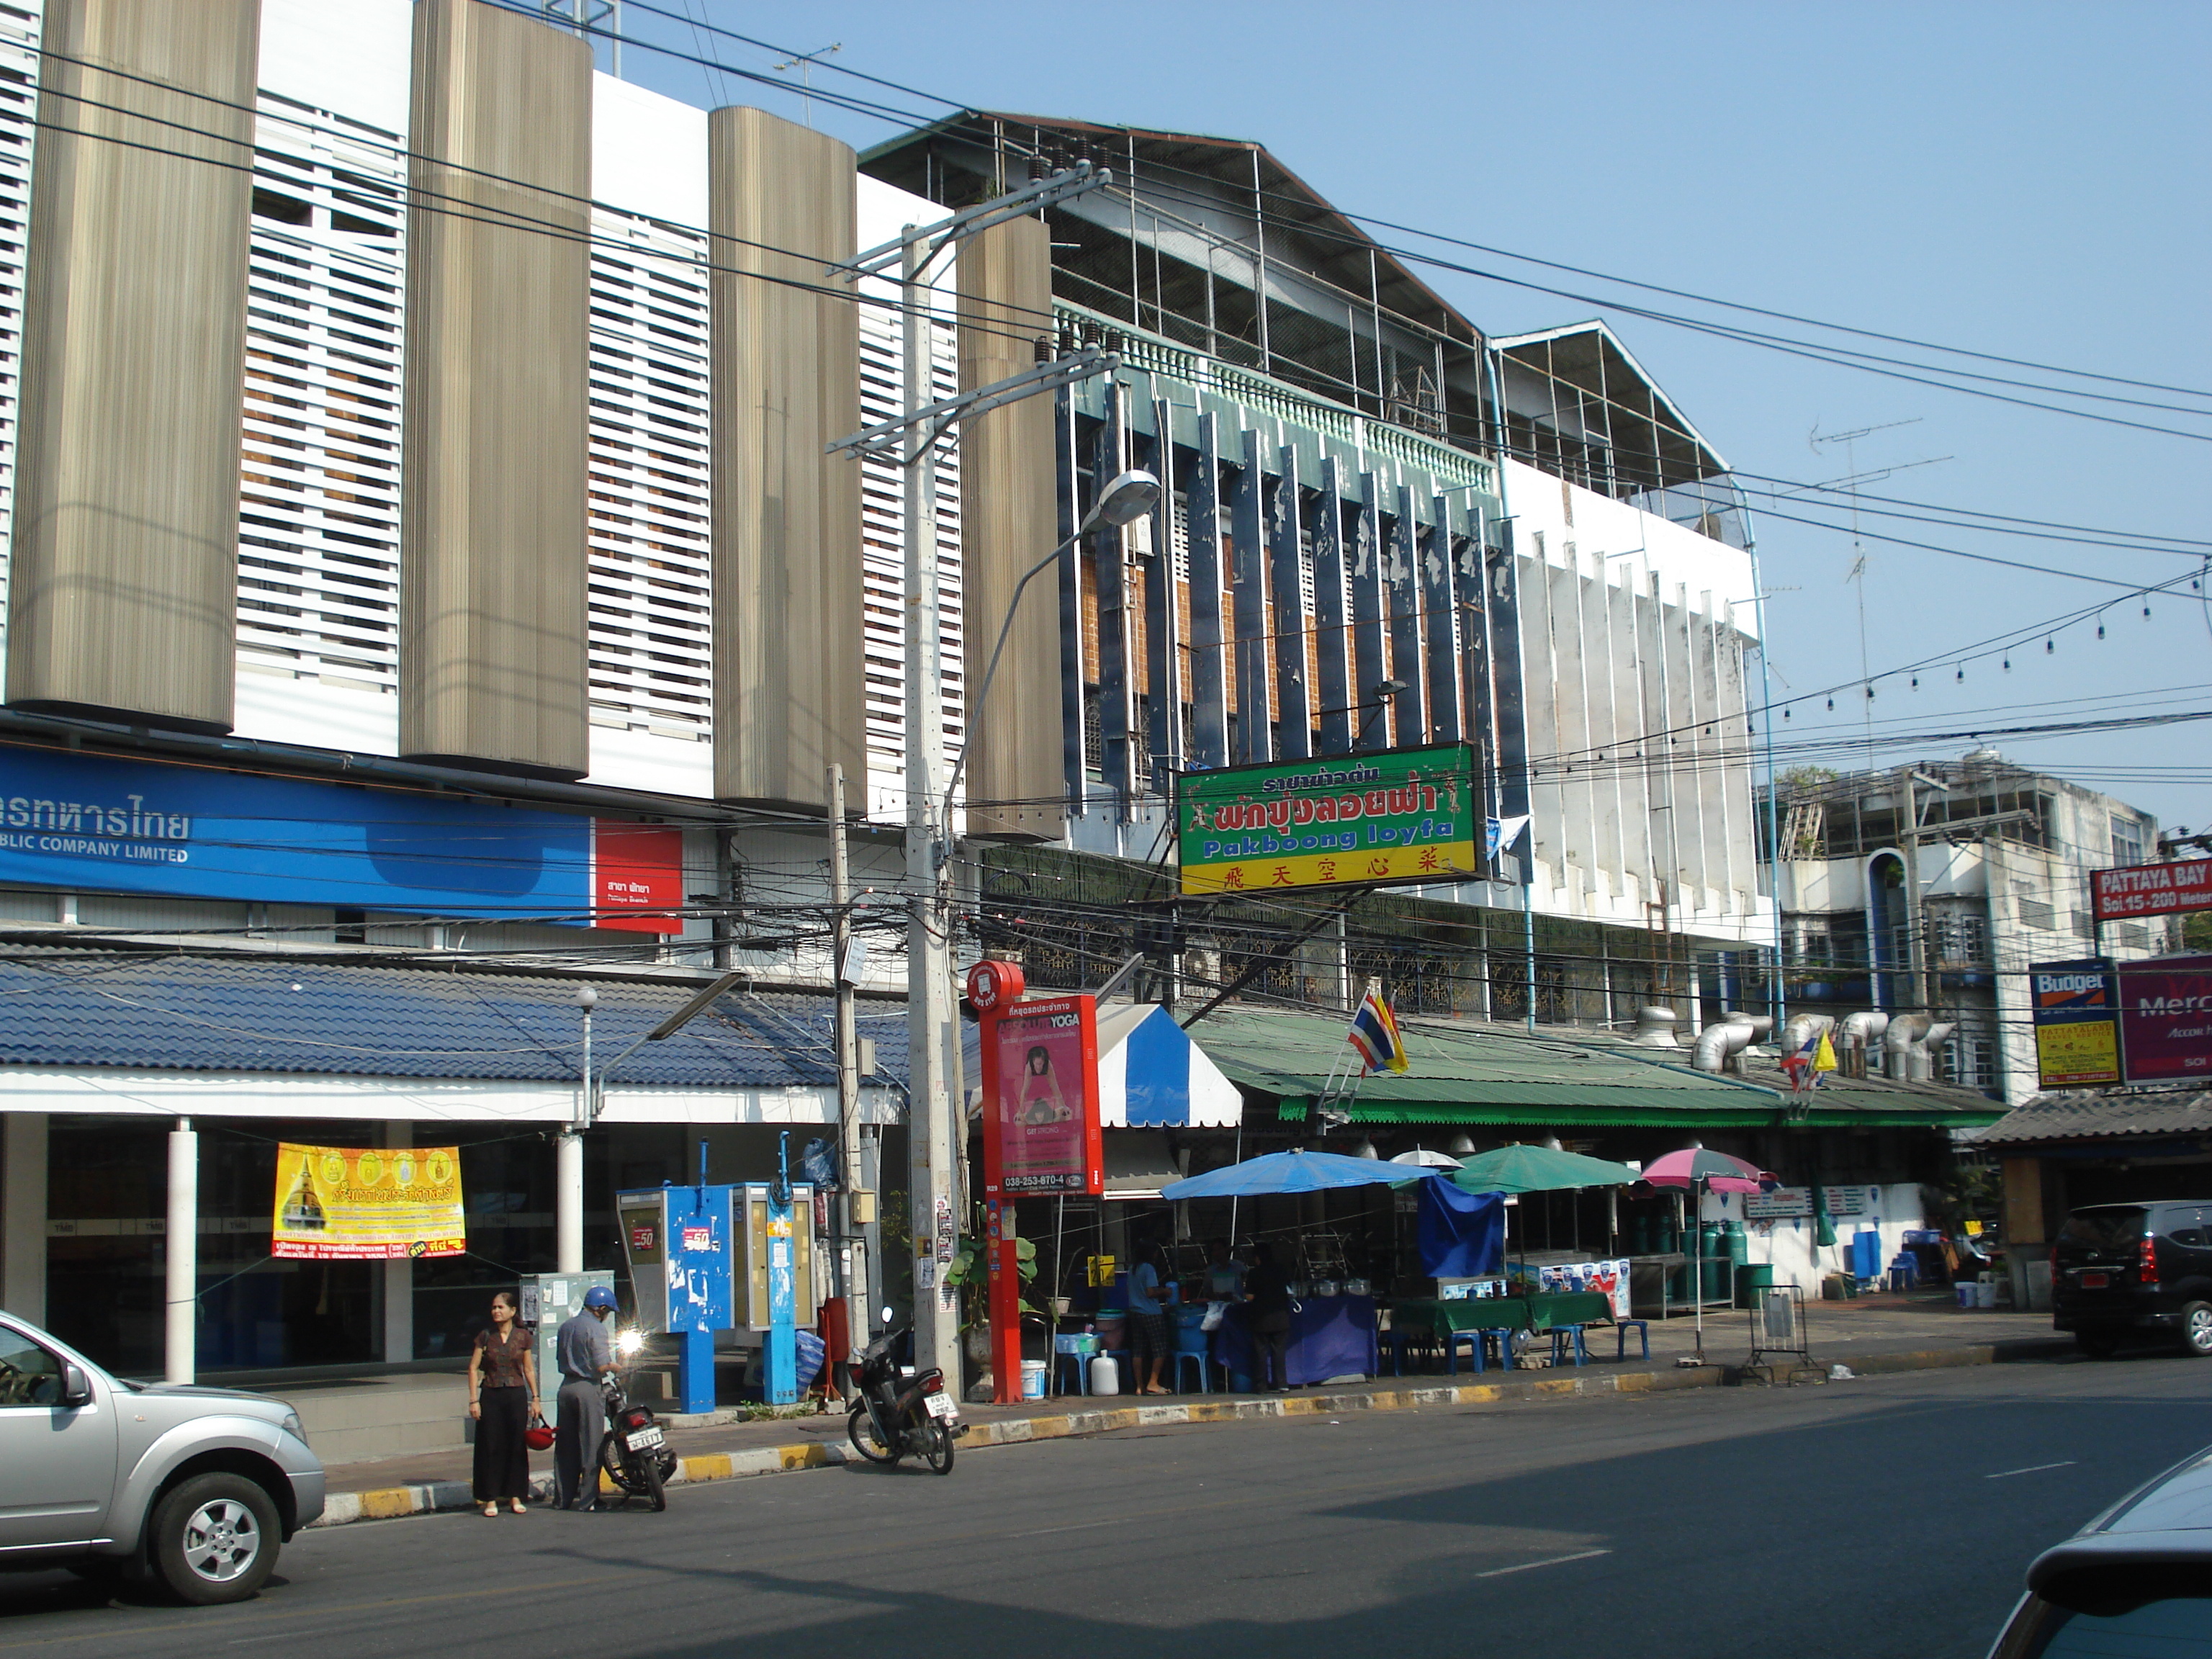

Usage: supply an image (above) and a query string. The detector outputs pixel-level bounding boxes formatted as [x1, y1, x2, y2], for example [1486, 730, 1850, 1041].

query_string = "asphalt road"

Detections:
[5, 1355, 2209, 1659]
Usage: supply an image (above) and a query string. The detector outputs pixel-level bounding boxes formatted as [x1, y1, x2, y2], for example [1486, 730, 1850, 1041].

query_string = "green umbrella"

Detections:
[1450, 1144, 1641, 1195]
[1452, 1145, 1642, 1292]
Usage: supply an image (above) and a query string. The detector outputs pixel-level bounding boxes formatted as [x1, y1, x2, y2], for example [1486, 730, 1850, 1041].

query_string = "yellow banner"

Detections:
[1180, 840, 1479, 896]
[271, 1143, 465, 1261]
[2035, 1022, 2120, 1089]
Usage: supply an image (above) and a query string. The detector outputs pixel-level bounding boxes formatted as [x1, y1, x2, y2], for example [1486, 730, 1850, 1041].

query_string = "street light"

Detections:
[943, 467, 1161, 817]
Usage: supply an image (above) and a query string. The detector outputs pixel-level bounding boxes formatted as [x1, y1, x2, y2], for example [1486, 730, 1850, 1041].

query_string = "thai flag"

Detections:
[1346, 992, 1409, 1075]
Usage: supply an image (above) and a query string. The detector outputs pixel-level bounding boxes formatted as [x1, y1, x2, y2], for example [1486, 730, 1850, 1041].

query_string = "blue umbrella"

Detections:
[1160, 1148, 1424, 1201]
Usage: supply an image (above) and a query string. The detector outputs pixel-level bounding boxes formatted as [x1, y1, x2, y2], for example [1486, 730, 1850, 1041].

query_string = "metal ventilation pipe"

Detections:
[1779, 1012, 1835, 1055]
[1883, 1014, 1959, 1082]
[1721, 1012, 1776, 1040]
[1691, 1020, 1755, 1074]
[1632, 1005, 1683, 1047]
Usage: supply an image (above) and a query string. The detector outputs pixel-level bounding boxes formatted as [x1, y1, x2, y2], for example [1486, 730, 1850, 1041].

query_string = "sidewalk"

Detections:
[307, 1292, 2069, 1527]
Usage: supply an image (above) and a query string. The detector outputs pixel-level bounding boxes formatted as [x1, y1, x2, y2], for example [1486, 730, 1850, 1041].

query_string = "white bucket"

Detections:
[1089, 1353, 1120, 1395]
[1020, 1359, 1046, 1401]
[1956, 1282, 1976, 1309]
[1976, 1279, 1997, 1309]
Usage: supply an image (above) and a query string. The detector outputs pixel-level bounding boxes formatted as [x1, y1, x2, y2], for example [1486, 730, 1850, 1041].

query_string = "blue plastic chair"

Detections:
[1169, 1324, 1212, 1393]
[1547, 1325, 1588, 1367]
[1613, 1320, 1650, 1362]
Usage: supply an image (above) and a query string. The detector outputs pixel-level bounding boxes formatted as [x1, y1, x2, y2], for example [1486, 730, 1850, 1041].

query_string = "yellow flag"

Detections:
[1813, 1030, 1838, 1074]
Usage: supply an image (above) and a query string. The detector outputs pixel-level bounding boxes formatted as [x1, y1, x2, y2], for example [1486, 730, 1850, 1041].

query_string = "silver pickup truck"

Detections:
[0, 1310, 324, 1604]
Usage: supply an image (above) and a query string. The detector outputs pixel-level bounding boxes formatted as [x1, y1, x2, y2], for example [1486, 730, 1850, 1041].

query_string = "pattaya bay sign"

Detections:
[1178, 744, 1478, 896]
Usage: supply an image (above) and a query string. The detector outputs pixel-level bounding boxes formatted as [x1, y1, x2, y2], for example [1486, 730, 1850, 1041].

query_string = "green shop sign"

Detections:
[1177, 744, 1479, 896]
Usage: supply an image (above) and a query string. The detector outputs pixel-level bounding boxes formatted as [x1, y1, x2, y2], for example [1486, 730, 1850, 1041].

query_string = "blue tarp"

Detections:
[1417, 1176, 1505, 1276]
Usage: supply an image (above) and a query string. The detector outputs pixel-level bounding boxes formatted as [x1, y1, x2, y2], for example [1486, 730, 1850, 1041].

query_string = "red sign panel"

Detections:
[2117, 955, 2212, 1086]
[980, 996, 1102, 1197]
[2093, 858, 2212, 922]
[592, 821, 685, 934]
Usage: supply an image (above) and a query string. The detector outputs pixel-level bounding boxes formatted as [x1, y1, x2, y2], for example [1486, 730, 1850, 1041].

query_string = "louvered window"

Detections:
[236, 92, 405, 694]
[585, 209, 712, 739]
[857, 275, 963, 822]
[0, 1, 39, 665]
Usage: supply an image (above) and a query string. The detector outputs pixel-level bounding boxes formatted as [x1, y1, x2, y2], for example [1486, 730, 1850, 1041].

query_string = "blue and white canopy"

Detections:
[963, 1002, 1244, 1128]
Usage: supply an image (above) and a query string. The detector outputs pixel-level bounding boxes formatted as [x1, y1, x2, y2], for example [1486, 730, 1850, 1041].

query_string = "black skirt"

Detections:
[473, 1385, 533, 1502]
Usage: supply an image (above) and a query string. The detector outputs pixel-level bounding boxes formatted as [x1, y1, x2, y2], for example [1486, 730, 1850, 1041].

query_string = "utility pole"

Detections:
[825, 762, 860, 1360]
[830, 161, 1115, 1391]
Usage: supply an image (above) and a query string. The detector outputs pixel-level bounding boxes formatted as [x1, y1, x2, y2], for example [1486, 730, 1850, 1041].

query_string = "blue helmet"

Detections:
[583, 1286, 617, 1310]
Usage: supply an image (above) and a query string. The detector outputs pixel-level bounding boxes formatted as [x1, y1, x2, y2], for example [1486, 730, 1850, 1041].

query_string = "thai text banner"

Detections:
[1177, 744, 1478, 896]
[271, 1143, 465, 1261]
[0, 744, 680, 930]
[2093, 858, 2212, 922]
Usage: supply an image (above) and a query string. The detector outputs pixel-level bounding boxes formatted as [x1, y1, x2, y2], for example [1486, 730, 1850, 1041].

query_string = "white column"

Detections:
[556, 1132, 584, 1274]
[2, 1112, 49, 1323]
[382, 1120, 413, 1362]
[166, 1119, 198, 1384]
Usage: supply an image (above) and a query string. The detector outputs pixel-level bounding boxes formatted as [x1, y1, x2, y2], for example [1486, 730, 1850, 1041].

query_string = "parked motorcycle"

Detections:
[847, 1308, 958, 1474]
[596, 1329, 678, 1510]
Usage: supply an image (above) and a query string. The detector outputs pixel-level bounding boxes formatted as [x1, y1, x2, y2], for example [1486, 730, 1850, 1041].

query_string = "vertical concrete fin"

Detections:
[709, 105, 862, 812]
[7, 0, 261, 733]
[956, 215, 1064, 840]
[401, 0, 592, 778]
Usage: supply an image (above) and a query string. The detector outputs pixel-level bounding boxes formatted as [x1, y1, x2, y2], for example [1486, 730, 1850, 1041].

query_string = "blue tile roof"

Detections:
[0, 948, 909, 1089]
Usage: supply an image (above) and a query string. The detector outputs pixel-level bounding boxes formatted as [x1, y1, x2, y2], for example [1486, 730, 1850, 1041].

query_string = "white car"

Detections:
[1987, 1444, 2212, 1654]
[0, 1311, 324, 1604]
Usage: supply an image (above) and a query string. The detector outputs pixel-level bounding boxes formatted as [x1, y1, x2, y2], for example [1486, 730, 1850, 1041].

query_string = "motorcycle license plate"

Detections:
[922, 1392, 956, 1420]
[2080, 1272, 2108, 1289]
[626, 1426, 665, 1451]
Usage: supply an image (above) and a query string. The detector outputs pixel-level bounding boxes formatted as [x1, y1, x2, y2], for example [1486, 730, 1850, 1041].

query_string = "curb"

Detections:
[309, 1336, 2072, 1529]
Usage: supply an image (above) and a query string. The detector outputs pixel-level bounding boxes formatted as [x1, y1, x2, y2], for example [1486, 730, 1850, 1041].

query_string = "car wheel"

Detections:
[2075, 1331, 2119, 1359]
[2179, 1302, 2212, 1358]
[149, 1474, 280, 1606]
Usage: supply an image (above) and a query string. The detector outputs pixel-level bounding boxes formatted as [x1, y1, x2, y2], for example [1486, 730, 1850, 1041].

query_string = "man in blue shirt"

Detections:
[1128, 1244, 1174, 1395]
[554, 1285, 619, 1511]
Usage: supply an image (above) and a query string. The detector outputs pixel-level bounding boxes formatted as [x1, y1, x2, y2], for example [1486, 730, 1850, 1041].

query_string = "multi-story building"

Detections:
[1760, 752, 2171, 1102]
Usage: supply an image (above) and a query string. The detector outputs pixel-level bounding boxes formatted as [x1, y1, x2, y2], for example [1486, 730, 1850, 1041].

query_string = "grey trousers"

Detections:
[554, 1377, 606, 1508]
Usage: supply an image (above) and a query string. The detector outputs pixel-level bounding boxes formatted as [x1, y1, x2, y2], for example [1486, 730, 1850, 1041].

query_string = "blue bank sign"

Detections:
[0, 745, 678, 927]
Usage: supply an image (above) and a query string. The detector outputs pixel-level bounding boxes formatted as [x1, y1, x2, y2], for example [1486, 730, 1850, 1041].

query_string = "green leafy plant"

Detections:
[943, 1236, 1040, 1330]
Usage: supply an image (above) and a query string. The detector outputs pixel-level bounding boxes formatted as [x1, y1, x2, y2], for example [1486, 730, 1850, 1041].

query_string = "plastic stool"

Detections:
[1547, 1325, 1588, 1367]
[1613, 1319, 1650, 1362]
[1171, 1350, 1210, 1393]
[1051, 1352, 1089, 1395]
[1477, 1328, 1516, 1372]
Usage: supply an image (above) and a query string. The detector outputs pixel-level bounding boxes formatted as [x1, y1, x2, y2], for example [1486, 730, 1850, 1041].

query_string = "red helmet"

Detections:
[524, 1421, 557, 1451]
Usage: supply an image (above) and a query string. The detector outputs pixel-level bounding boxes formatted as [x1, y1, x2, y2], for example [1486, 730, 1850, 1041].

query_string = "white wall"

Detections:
[1713, 1181, 1926, 1296]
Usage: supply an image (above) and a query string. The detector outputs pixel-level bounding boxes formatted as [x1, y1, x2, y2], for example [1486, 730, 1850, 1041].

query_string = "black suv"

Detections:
[2050, 1201, 2212, 1358]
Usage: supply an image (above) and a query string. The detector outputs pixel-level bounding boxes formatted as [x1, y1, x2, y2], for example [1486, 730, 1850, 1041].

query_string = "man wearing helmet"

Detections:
[553, 1285, 621, 1511]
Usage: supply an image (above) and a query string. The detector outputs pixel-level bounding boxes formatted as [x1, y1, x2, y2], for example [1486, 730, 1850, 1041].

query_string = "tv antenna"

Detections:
[1808, 419, 1949, 738]
[773, 42, 843, 128]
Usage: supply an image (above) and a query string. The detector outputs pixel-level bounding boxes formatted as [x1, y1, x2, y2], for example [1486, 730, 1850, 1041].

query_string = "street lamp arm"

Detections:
[583, 968, 748, 1125]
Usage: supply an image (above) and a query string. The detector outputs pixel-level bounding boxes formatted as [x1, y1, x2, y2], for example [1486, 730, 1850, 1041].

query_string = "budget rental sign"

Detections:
[2093, 858, 2212, 922]
[2028, 959, 2122, 1089]
[1177, 743, 1478, 896]
[2117, 955, 2212, 1087]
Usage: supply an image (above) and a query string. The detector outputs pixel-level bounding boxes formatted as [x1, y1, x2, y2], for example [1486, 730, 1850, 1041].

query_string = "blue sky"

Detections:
[601, 1, 2211, 832]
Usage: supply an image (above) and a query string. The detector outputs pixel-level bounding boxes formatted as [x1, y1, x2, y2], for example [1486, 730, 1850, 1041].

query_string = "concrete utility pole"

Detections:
[826, 762, 860, 1328]
[830, 161, 1114, 1390]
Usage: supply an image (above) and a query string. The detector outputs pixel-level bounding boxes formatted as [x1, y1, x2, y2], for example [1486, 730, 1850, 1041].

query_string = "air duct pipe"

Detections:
[1691, 1012, 1769, 1074]
[1883, 1014, 1959, 1082]
[1779, 1012, 1835, 1056]
[1835, 1010, 1889, 1080]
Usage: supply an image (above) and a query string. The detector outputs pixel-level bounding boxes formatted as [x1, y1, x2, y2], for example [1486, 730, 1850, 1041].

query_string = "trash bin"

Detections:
[1734, 1264, 1776, 1308]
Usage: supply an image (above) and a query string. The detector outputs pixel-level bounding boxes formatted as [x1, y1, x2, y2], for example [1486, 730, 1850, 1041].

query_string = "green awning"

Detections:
[1187, 1005, 2002, 1130]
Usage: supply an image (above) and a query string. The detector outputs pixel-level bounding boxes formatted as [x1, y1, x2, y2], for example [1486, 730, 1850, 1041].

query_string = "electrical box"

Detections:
[616, 1186, 736, 1337]
[734, 1182, 816, 1330]
[521, 1269, 613, 1393]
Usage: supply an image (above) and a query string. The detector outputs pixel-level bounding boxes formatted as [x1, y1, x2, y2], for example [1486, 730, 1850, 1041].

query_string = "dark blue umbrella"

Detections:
[1160, 1148, 1424, 1200]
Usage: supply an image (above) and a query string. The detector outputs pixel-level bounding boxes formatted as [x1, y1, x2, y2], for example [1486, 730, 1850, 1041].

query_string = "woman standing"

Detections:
[468, 1290, 543, 1516]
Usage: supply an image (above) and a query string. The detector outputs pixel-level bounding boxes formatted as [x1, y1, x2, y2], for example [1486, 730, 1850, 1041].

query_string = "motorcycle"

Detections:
[846, 1308, 958, 1475]
[596, 1329, 678, 1510]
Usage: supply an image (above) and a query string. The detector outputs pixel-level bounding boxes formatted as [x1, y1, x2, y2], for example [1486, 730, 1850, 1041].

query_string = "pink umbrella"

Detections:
[1639, 1149, 1776, 1359]
[1641, 1148, 1770, 1195]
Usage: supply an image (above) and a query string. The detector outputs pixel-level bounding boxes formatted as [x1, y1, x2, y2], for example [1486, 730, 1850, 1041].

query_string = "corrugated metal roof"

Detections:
[1190, 1006, 2002, 1128]
[1979, 1088, 2212, 1146]
[0, 948, 908, 1089]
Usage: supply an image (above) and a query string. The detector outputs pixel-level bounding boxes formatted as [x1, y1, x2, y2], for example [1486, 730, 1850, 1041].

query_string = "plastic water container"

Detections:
[1089, 1354, 1120, 1395]
[1975, 1278, 1997, 1309]
[1956, 1282, 1976, 1308]
[1020, 1359, 1047, 1401]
